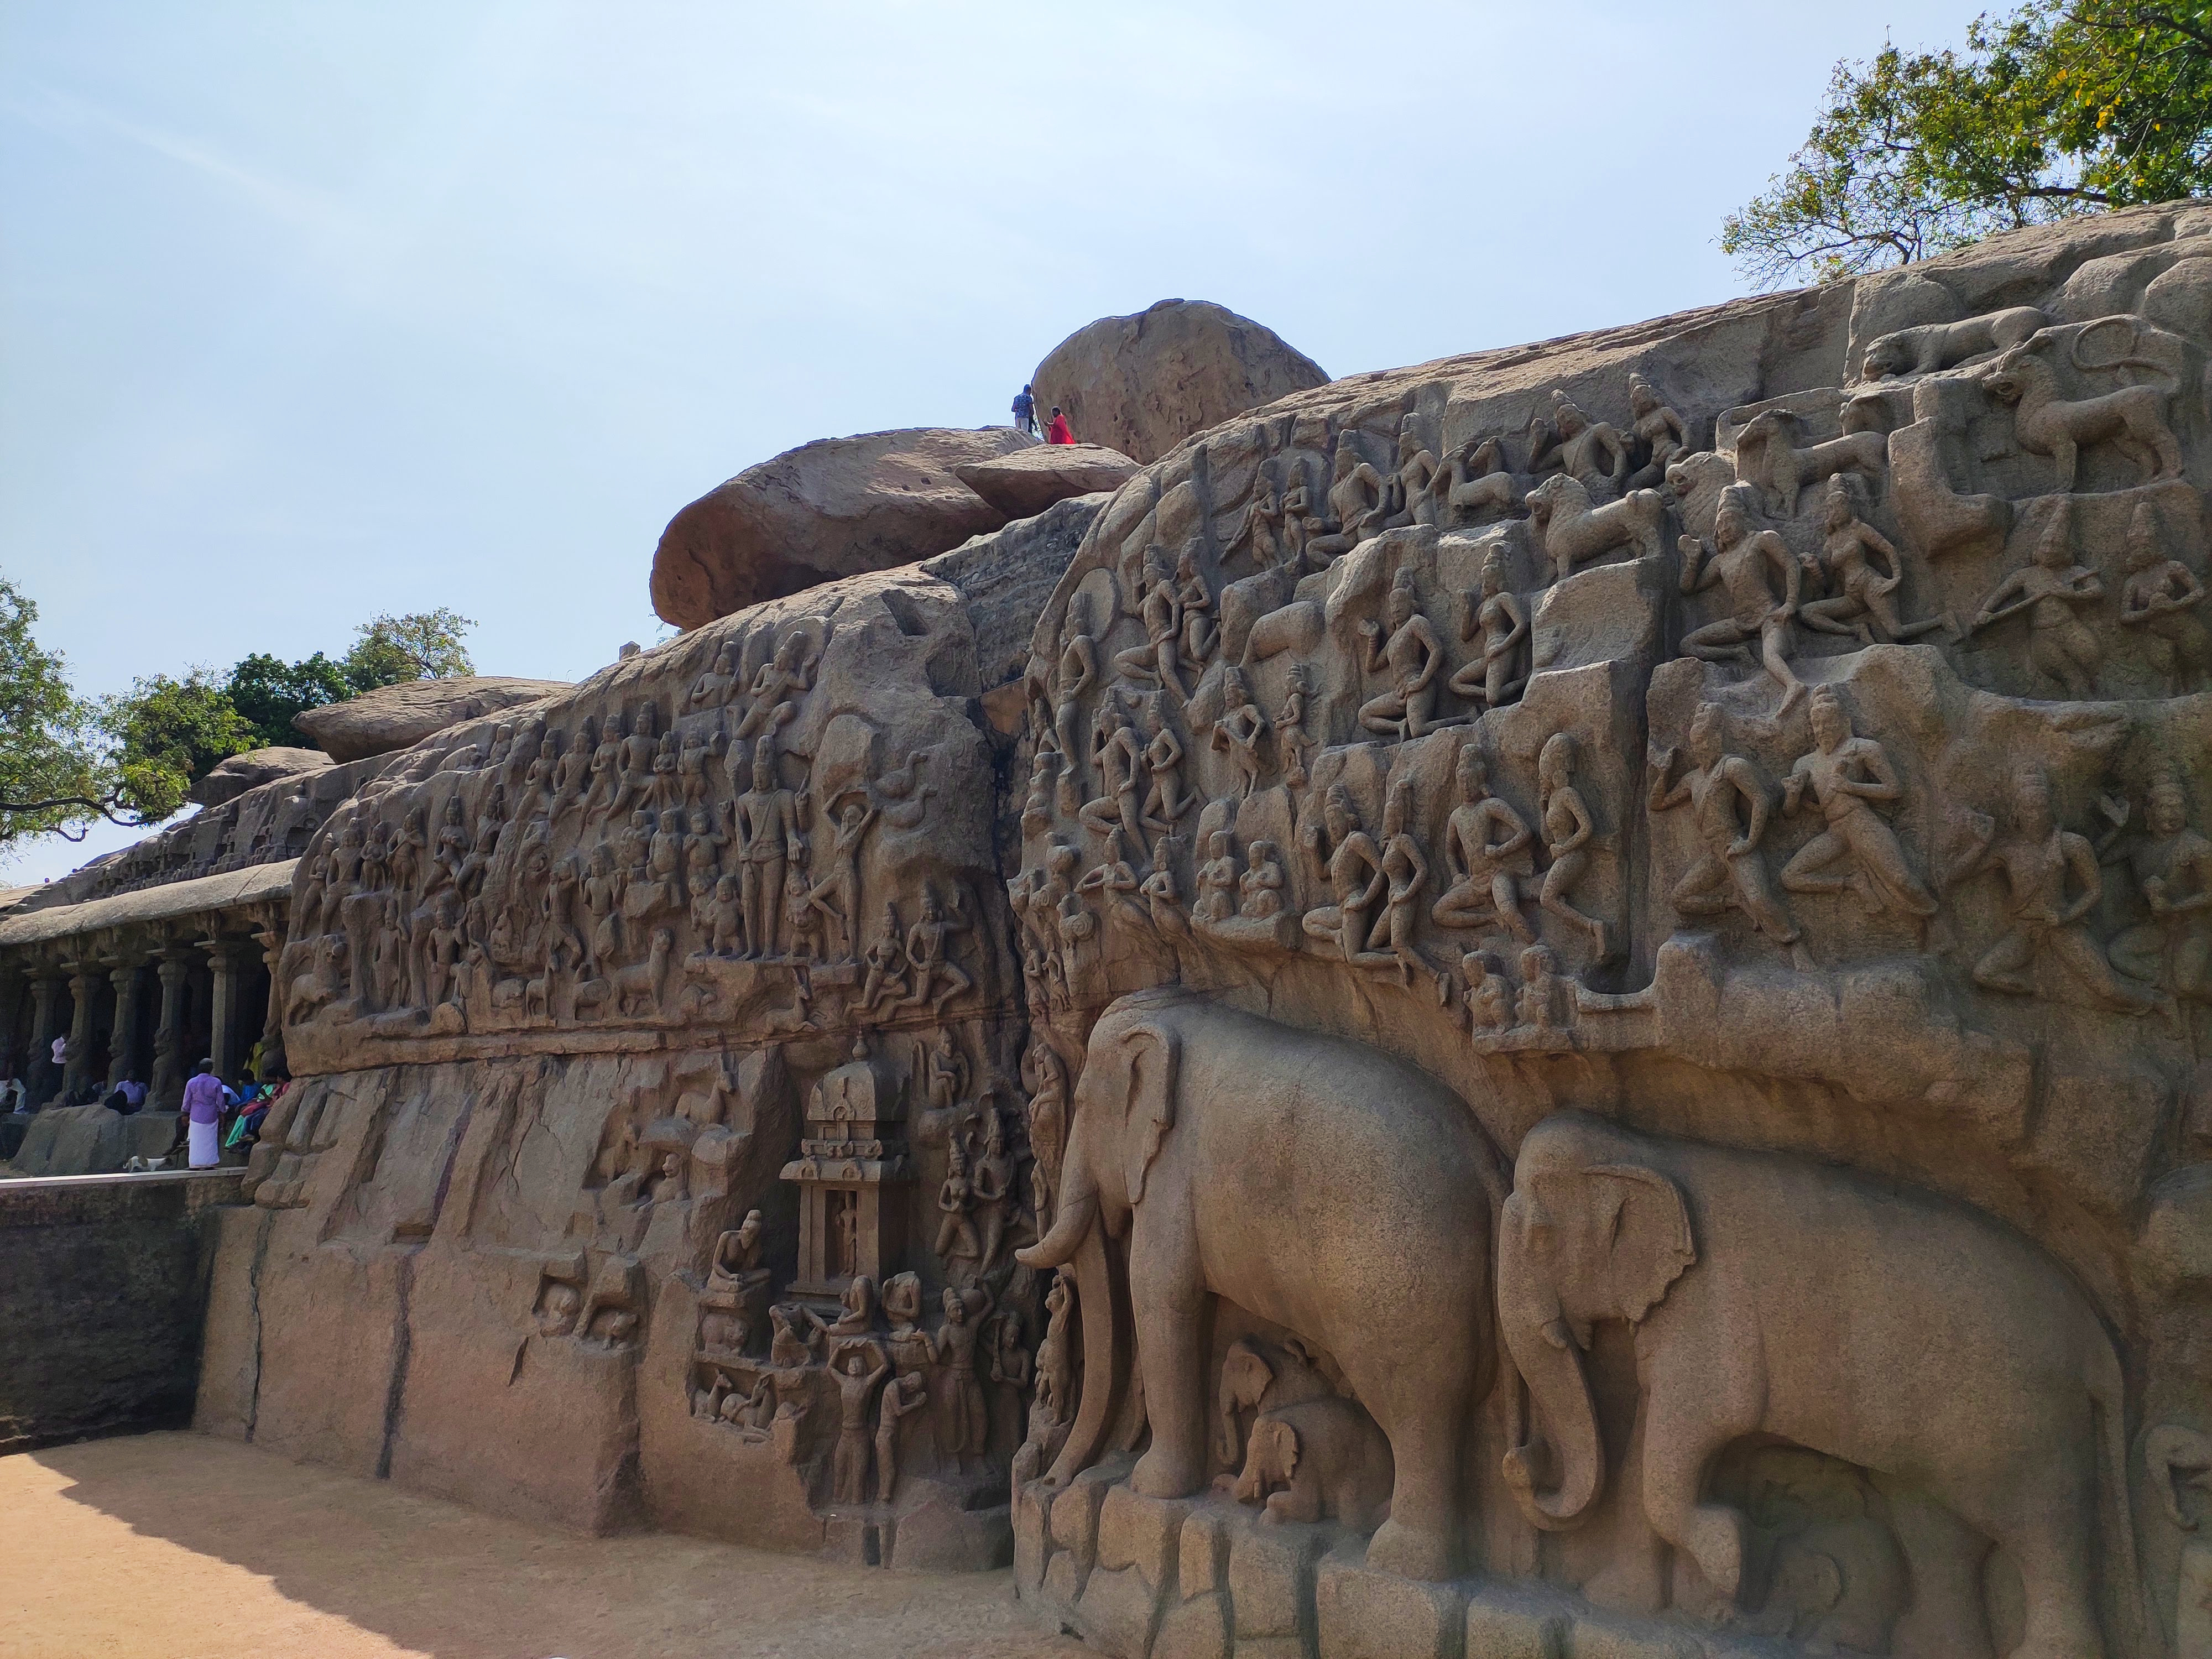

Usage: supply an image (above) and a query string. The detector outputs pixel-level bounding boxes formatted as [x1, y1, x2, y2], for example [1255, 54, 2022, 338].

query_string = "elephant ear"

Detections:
[1587, 1163, 1695, 1323]
[1120, 1019, 1180, 1207]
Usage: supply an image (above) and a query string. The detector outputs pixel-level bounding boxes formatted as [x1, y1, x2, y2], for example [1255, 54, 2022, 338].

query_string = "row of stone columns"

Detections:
[6, 931, 272, 1110]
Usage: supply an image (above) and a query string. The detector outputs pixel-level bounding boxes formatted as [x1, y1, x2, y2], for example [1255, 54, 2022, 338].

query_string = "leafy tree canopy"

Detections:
[1, 589, 479, 855]
[1723, 1, 2212, 286]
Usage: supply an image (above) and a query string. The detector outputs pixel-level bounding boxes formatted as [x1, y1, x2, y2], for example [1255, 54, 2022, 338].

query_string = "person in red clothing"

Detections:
[1046, 407, 1074, 445]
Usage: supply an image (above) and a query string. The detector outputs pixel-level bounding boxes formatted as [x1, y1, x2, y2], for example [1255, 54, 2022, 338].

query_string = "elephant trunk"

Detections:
[1016, 1145, 1098, 1271]
[1043, 1220, 1121, 1485]
[1498, 1214, 1605, 1531]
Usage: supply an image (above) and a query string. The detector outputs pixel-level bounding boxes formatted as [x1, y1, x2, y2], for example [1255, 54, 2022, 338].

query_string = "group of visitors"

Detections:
[1010, 383, 1074, 445]
[0, 1046, 288, 1170]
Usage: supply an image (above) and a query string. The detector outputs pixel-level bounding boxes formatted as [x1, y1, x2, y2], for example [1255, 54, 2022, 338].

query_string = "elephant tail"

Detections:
[2086, 1329, 2146, 1654]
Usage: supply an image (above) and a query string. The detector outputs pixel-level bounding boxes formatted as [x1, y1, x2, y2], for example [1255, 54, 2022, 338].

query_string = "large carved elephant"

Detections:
[1017, 989, 1506, 1579]
[1499, 1112, 2138, 1659]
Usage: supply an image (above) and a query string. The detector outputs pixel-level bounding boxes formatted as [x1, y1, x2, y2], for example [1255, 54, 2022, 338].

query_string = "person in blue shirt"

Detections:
[1012, 384, 1037, 436]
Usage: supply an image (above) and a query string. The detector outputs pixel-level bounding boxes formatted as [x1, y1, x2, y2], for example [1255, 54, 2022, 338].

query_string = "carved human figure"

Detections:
[1448, 546, 1528, 709]
[933, 1140, 982, 1266]
[1967, 500, 2105, 697]
[1798, 478, 1953, 646]
[1461, 949, 1511, 1032]
[1536, 732, 1612, 961]
[1209, 666, 1270, 801]
[1033, 1270, 1076, 1427]
[873, 1370, 928, 1504]
[922, 1025, 968, 1119]
[1239, 840, 1286, 919]
[1369, 777, 1440, 989]
[898, 889, 969, 1012]
[1139, 835, 1191, 944]
[1240, 468, 1286, 567]
[1081, 700, 1146, 851]
[935, 1286, 990, 1465]
[1311, 439, 1386, 559]
[734, 746, 801, 956]
[1139, 697, 1191, 833]
[1534, 391, 1630, 497]
[1624, 372, 1690, 490]
[1780, 687, 1937, 921]
[1112, 546, 1191, 701]
[971, 1108, 1019, 1271]
[1514, 943, 1567, 1033]
[2108, 773, 2212, 1000]
[2117, 499, 2209, 692]
[1300, 784, 1388, 964]
[688, 642, 738, 709]
[782, 855, 839, 964]
[1431, 744, 1537, 942]
[1275, 664, 1314, 790]
[735, 629, 819, 741]
[1679, 484, 1806, 709]
[1647, 704, 1804, 954]
[825, 1344, 889, 1504]
[859, 903, 909, 1014]
[1194, 831, 1240, 924]
[1077, 826, 1145, 930]
[1022, 1039, 1068, 1218]
[612, 701, 659, 821]
[1358, 569, 1446, 739]
[1175, 541, 1217, 664]
[1053, 594, 1100, 811]
[1386, 413, 1440, 527]
[1944, 767, 2163, 1013]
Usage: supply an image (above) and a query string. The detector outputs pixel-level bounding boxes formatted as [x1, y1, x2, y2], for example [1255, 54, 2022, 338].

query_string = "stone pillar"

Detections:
[105, 954, 151, 1087]
[200, 938, 253, 1084]
[24, 974, 65, 1107]
[59, 962, 97, 1103]
[0, 969, 23, 1078]
[150, 948, 195, 1110]
[252, 919, 286, 1079]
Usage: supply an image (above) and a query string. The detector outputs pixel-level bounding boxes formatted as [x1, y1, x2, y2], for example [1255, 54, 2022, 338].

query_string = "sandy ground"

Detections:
[0, 1432, 1085, 1659]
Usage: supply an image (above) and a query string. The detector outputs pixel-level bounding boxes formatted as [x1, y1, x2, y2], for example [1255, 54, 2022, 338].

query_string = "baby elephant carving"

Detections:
[1234, 1397, 1395, 1533]
[1215, 1335, 1333, 1473]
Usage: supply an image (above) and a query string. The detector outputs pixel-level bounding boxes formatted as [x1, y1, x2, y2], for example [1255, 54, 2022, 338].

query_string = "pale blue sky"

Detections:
[3, 0, 1991, 882]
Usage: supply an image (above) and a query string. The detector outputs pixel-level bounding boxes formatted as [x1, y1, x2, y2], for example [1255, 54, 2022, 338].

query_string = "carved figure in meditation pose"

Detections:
[2118, 498, 2209, 692]
[1210, 667, 1269, 801]
[1195, 831, 1240, 924]
[1432, 744, 1537, 942]
[1448, 546, 1528, 709]
[1301, 784, 1388, 965]
[1239, 839, 1286, 919]
[2108, 773, 2212, 1000]
[1798, 478, 1952, 646]
[1968, 500, 2105, 697]
[1359, 570, 1446, 739]
[1536, 732, 1613, 962]
[1648, 704, 1805, 956]
[1679, 484, 1806, 709]
[1462, 949, 1511, 1031]
[1781, 687, 1937, 920]
[1514, 942, 1567, 1033]
[1945, 767, 2164, 1013]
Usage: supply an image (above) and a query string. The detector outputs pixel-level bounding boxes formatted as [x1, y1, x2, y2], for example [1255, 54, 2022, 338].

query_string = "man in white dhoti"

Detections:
[181, 1060, 226, 1170]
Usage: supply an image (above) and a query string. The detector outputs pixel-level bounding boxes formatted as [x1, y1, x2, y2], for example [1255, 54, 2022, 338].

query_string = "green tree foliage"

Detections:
[0, 576, 137, 850]
[2, 595, 480, 854]
[342, 608, 476, 688]
[98, 670, 259, 822]
[225, 651, 356, 750]
[1723, 1, 2212, 286]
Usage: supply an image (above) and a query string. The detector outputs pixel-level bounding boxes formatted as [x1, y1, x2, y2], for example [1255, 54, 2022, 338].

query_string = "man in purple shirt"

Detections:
[181, 1060, 226, 1169]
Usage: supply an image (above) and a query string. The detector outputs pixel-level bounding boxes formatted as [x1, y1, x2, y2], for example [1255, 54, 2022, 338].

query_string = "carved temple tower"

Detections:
[778, 1036, 910, 1297]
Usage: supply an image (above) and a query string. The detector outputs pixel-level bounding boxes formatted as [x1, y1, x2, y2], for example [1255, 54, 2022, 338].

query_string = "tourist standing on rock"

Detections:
[1045, 406, 1073, 445]
[181, 1060, 226, 1170]
[1012, 383, 1036, 436]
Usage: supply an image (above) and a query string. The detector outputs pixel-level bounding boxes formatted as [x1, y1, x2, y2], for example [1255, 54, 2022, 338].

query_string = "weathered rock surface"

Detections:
[1031, 299, 1329, 465]
[292, 677, 570, 763]
[953, 445, 1137, 519]
[189, 746, 332, 808]
[651, 427, 1037, 628]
